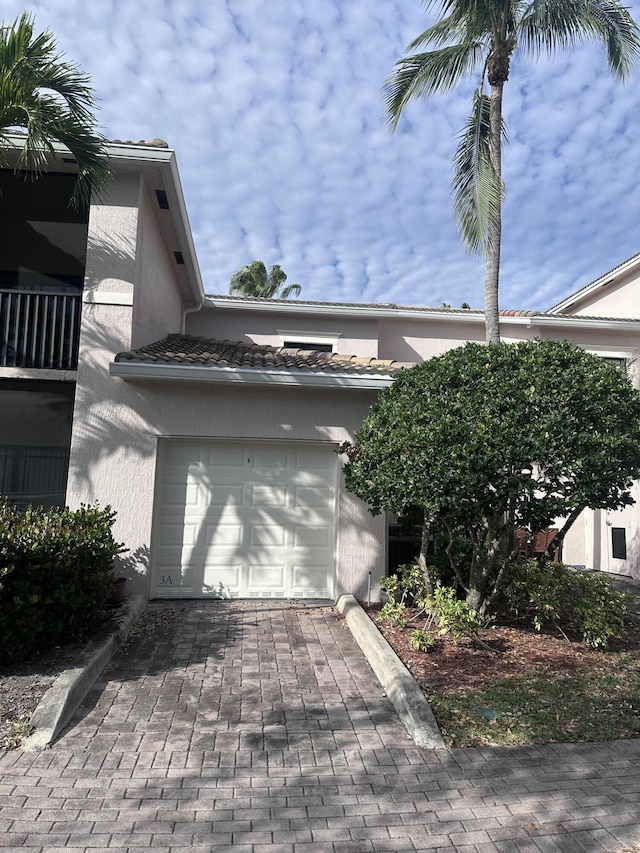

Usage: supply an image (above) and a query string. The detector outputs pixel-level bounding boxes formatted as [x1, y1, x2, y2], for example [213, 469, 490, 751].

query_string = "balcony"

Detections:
[0, 287, 82, 370]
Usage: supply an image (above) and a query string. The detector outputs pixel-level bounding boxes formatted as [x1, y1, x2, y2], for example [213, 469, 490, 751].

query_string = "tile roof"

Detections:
[115, 335, 414, 375]
[206, 294, 640, 323]
[109, 137, 169, 148]
[207, 294, 487, 313]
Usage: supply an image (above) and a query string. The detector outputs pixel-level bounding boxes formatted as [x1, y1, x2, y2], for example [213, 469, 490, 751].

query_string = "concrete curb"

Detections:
[24, 594, 147, 751]
[335, 594, 445, 750]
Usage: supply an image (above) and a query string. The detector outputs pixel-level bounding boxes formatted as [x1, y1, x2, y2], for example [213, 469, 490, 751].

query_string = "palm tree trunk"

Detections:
[484, 81, 504, 345]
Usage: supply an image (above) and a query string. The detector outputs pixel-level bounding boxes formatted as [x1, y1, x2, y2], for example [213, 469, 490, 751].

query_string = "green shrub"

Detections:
[0, 500, 125, 662]
[382, 562, 432, 607]
[379, 566, 483, 644]
[378, 600, 408, 626]
[502, 559, 631, 648]
[425, 583, 483, 643]
[409, 628, 435, 652]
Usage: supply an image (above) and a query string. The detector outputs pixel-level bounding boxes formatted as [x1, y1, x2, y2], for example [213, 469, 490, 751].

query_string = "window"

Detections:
[611, 527, 627, 560]
[277, 330, 341, 353]
[601, 356, 627, 372]
[0, 380, 75, 508]
[282, 340, 333, 353]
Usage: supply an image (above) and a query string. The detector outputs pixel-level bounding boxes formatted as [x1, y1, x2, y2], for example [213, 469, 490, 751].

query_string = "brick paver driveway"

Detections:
[1, 600, 639, 852]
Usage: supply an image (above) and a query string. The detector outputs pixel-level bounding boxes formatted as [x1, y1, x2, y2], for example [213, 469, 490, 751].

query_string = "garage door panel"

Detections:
[249, 523, 287, 547]
[249, 484, 288, 507]
[294, 486, 334, 508]
[247, 564, 285, 589]
[203, 563, 241, 595]
[251, 446, 289, 468]
[294, 525, 331, 548]
[157, 522, 199, 547]
[205, 444, 246, 467]
[202, 485, 244, 507]
[290, 564, 329, 596]
[153, 440, 336, 599]
[295, 447, 334, 469]
[206, 522, 244, 546]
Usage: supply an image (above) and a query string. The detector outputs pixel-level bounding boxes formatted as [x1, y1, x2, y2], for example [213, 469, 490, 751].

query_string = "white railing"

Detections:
[0, 288, 81, 369]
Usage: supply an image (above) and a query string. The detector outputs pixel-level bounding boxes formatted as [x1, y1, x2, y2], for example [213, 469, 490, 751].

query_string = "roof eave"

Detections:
[205, 296, 485, 321]
[2, 134, 205, 309]
[530, 315, 640, 331]
[548, 253, 640, 314]
[109, 360, 397, 389]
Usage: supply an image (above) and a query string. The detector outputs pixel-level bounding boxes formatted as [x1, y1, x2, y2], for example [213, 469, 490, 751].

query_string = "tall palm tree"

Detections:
[229, 260, 302, 299]
[386, 0, 640, 344]
[0, 13, 109, 208]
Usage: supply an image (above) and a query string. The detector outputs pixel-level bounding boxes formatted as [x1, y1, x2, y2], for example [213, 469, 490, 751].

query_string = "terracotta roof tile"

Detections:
[115, 335, 414, 375]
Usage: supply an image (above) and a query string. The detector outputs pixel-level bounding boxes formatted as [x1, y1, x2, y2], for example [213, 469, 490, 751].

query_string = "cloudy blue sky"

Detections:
[5, 0, 640, 310]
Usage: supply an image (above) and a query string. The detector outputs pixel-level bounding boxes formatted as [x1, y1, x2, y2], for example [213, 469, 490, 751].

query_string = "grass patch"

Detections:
[430, 658, 640, 747]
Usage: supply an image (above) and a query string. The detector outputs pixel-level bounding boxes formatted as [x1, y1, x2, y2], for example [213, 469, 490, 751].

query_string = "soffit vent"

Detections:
[174, 251, 184, 265]
[155, 189, 170, 209]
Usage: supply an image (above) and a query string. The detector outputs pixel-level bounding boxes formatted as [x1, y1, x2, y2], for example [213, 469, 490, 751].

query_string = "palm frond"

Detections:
[229, 261, 301, 299]
[279, 283, 302, 299]
[518, 0, 640, 78]
[423, 0, 510, 35]
[0, 13, 109, 207]
[385, 42, 485, 130]
[409, 16, 474, 50]
[451, 90, 505, 255]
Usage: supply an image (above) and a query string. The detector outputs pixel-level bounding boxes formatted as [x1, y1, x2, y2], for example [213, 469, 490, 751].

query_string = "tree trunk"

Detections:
[484, 81, 504, 345]
[417, 511, 434, 596]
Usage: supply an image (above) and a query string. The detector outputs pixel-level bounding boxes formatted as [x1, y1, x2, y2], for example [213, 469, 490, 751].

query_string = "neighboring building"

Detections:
[2, 137, 640, 600]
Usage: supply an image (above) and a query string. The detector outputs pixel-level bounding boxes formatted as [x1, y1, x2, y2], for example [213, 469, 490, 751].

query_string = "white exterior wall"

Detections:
[187, 305, 380, 357]
[66, 168, 195, 592]
[131, 184, 183, 347]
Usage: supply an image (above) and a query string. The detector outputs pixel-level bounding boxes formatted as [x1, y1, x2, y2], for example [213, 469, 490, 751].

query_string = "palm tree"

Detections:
[0, 13, 110, 208]
[386, 0, 640, 344]
[228, 260, 302, 299]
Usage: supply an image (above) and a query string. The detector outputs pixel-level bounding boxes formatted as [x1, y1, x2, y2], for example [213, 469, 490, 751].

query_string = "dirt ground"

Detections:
[371, 604, 640, 693]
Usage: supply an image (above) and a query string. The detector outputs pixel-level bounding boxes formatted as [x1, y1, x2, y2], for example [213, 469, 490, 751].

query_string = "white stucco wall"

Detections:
[186, 306, 380, 357]
[131, 184, 183, 348]
[83, 172, 140, 310]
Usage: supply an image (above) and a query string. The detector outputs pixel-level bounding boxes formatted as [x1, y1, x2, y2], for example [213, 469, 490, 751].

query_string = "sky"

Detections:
[5, 0, 640, 311]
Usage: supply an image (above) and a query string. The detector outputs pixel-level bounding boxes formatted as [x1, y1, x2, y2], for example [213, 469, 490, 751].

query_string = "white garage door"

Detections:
[152, 440, 337, 599]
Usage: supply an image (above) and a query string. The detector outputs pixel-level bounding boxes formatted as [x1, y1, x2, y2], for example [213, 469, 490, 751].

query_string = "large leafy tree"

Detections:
[385, 0, 640, 344]
[228, 260, 302, 299]
[341, 340, 640, 613]
[0, 13, 109, 207]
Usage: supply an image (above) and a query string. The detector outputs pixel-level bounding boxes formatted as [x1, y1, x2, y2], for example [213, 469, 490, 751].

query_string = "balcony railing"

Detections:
[0, 288, 82, 370]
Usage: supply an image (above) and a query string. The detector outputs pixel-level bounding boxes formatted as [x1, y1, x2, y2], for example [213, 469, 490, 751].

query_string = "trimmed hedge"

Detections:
[0, 501, 125, 662]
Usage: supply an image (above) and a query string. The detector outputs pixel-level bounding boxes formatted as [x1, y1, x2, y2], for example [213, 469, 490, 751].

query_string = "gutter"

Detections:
[206, 296, 640, 332]
[109, 360, 396, 389]
[525, 316, 640, 332]
[206, 296, 484, 322]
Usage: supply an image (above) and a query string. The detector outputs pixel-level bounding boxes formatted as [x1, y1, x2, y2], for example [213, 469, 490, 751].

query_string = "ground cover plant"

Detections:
[374, 563, 640, 747]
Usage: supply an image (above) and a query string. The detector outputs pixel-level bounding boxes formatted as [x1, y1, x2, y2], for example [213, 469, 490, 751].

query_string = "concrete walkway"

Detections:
[1, 600, 639, 852]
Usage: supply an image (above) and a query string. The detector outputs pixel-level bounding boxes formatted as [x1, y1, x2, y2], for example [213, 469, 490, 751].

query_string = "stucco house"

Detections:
[2, 137, 640, 600]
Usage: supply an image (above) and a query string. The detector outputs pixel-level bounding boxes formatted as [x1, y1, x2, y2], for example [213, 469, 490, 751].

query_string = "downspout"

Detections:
[181, 302, 202, 334]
